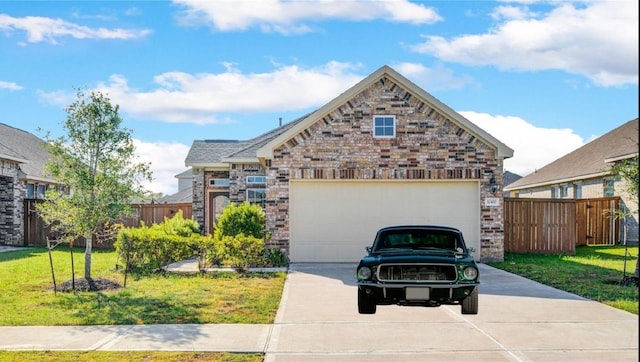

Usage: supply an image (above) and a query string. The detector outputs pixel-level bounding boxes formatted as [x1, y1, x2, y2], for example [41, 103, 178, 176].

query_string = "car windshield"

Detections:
[374, 229, 462, 252]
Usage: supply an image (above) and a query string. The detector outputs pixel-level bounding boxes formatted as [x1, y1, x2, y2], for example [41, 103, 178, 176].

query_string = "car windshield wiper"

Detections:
[373, 247, 413, 253]
[413, 247, 462, 254]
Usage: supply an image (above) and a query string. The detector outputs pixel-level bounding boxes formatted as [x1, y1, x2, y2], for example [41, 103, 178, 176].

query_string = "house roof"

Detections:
[175, 169, 194, 178]
[184, 114, 310, 167]
[157, 186, 193, 204]
[0, 123, 53, 182]
[503, 171, 522, 187]
[257, 65, 514, 159]
[505, 118, 639, 191]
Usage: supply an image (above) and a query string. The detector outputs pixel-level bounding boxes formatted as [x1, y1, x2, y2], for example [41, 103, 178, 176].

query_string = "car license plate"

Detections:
[406, 287, 429, 300]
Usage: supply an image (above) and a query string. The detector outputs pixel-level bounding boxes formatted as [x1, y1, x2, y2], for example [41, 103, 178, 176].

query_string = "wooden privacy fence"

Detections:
[122, 203, 193, 227]
[23, 200, 193, 246]
[504, 197, 620, 254]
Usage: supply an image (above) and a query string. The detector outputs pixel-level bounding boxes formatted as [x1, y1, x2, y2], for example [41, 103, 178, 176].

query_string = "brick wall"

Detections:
[265, 76, 506, 262]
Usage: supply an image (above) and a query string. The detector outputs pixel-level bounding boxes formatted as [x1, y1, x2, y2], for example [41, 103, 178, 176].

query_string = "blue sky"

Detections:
[1, 0, 637, 195]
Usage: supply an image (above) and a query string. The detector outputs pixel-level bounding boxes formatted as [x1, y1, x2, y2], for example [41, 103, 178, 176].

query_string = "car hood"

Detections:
[359, 251, 475, 265]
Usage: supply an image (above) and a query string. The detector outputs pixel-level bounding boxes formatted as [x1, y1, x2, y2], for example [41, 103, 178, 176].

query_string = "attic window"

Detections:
[374, 116, 395, 138]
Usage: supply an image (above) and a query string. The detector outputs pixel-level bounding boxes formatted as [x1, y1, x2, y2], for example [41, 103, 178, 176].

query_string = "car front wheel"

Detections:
[461, 287, 478, 314]
[358, 288, 377, 314]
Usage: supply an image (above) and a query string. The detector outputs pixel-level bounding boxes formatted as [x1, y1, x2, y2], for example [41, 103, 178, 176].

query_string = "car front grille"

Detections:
[376, 264, 457, 282]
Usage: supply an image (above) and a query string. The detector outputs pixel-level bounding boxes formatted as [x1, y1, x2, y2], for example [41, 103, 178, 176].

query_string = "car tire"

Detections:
[358, 288, 377, 314]
[461, 287, 478, 314]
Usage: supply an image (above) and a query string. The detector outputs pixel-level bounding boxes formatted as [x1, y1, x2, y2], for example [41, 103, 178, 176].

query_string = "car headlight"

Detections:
[462, 266, 478, 280]
[357, 266, 373, 281]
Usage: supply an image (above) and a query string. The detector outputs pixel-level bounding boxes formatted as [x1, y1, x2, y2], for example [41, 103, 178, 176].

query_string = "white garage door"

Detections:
[289, 180, 480, 262]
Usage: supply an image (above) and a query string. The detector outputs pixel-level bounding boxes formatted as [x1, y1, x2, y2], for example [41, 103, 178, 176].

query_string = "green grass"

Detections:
[488, 245, 639, 314]
[0, 351, 262, 362]
[0, 246, 286, 326]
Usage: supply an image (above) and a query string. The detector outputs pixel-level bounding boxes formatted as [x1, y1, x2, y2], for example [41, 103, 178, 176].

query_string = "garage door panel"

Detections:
[290, 180, 479, 262]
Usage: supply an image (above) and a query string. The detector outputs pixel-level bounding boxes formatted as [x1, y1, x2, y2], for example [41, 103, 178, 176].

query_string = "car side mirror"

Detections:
[366, 246, 372, 253]
[467, 246, 476, 254]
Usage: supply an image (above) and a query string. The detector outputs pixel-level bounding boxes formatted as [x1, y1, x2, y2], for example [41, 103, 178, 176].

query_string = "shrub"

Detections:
[115, 211, 211, 274]
[217, 233, 265, 272]
[213, 202, 265, 241]
[259, 248, 289, 267]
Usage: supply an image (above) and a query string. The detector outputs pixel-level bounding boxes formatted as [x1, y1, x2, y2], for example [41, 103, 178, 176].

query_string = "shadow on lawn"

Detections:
[54, 289, 208, 325]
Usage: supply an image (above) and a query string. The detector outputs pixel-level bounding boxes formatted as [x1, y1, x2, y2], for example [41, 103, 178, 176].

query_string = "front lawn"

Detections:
[0, 351, 261, 362]
[488, 245, 639, 314]
[0, 246, 286, 326]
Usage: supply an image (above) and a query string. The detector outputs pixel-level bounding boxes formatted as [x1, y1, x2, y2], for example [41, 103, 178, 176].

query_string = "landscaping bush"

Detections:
[216, 233, 265, 271]
[115, 211, 214, 273]
[214, 202, 265, 240]
[212, 202, 270, 270]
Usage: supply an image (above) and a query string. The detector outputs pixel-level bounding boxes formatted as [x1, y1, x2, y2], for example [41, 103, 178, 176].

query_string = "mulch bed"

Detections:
[55, 278, 123, 292]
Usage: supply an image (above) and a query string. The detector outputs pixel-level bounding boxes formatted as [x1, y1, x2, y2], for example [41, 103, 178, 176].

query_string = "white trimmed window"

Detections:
[27, 183, 35, 199]
[573, 184, 582, 199]
[246, 176, 266, 207]
[374, 115, 395, 138]
[603, 179, 615, 197]
[560, 185, 569, 198]
[209, 178, 230, 187]
[247, 188, 266, 206]
[246, 175, 266, 185]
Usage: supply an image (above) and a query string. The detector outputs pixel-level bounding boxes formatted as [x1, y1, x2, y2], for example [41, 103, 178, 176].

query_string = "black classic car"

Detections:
[356, 225, 479, 314]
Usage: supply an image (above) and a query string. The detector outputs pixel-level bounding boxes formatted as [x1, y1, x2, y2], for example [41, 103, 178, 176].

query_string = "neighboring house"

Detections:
[185, 65, 514, 262]
[0, 123, 54, 245]
[157, 169, 193, 204]
[505, 118, 639, 243]
[503, 170, 521, 197]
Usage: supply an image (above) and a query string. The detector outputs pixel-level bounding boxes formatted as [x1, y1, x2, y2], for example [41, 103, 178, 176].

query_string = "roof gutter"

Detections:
[0, 153, 29, 164]
[605, 152, 638, 164]
[220, 157, 260, 164]
[185, 162, 228, 168]
[504, 170, 611, 191]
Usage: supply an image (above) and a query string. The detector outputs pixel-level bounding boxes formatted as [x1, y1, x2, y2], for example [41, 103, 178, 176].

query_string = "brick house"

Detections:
[505, 118, 639, 243]
[185, 65, 513, 262]
[0, 123, 53, 245]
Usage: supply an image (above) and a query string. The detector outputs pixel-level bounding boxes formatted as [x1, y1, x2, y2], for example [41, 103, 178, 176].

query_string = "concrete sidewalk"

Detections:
[0, 260, 638, 361]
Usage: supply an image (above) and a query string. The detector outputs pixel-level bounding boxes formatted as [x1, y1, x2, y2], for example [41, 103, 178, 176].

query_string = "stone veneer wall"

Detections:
[0, 160, 25, 245]
[191, 167, 205, 228]
[264, 76, 506, 262]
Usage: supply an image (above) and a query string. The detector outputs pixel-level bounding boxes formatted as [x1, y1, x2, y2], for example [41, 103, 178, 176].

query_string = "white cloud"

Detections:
[133, 139, 191, 195]
[0, 81, 23, 90]
[392, 62, 476, 91]
[460, 111, 586, 177]
[40, 62, 365, 124]
[0, 13, 151, 44]
[173, 0, 441, 34]
[411, 1, 638, 87]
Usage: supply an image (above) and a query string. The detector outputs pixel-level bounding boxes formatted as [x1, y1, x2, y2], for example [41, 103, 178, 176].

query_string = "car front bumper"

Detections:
[357, 281, 478, 304]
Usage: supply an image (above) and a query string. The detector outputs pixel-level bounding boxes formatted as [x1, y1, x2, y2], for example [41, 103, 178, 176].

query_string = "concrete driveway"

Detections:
[265, 263, 639, 362]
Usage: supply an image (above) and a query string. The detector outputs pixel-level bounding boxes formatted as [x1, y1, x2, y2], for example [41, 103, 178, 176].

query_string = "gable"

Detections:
[257, 65, 513, 160]
[0, 123, 51, 182]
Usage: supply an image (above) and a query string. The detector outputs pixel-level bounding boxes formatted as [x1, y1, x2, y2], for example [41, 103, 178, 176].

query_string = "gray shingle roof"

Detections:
[185, 139, 243, 166]
[184, 114, 311, 166]
[0, 123, 51, 181]
[506, 118, 638, 190]
[157, 186, 193, 203]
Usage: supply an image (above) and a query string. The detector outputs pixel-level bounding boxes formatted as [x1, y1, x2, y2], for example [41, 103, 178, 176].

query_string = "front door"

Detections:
[207, 192, 229, 234]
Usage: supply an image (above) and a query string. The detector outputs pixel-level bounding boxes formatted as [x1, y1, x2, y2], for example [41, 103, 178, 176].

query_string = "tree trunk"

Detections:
[84, 233, 92, 280]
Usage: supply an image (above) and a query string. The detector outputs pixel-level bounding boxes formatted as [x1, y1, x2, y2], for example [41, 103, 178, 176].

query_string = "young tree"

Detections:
[38, 89, 152, 281]
[610, 155, 639, 279]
